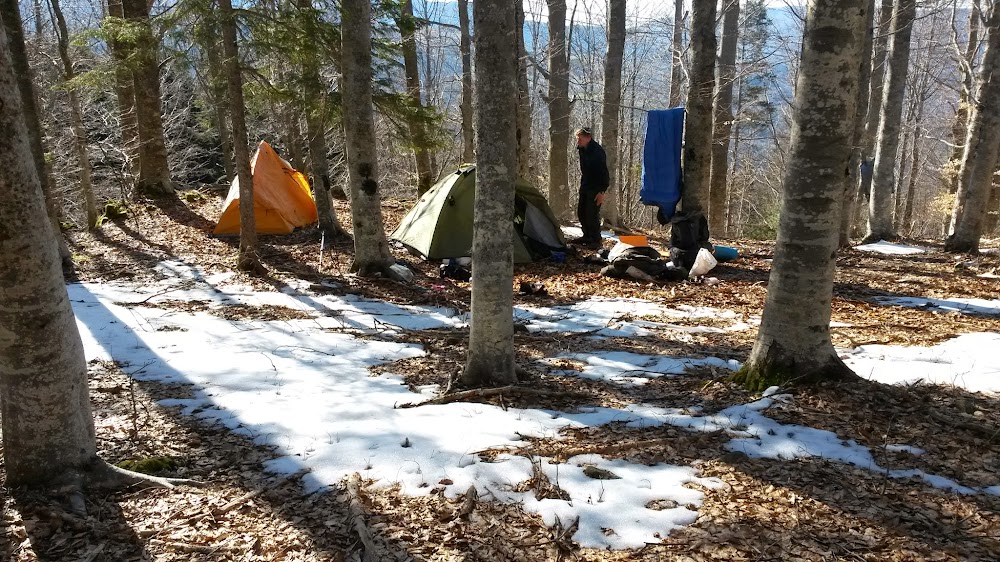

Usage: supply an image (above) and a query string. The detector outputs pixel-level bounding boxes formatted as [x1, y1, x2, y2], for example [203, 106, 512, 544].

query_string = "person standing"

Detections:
[574, 127, 610, 246]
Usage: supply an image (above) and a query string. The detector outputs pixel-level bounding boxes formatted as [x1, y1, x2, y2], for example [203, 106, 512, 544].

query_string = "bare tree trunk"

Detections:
[709, 0, 741, 237]
[944, 3, 981, 200]
[865, 0, 916, 243]
[546, 0, 571, 218]
[854, 0, 893, 237]
[681, 0, 717, 216]
[0, 20, 98, 487]
[946, 3, 1000, 253]
[105, 0, 140, 182]
[204, 20, 233, 181]
[50, 0, 98, 230]
[283, 111, 306, 173]
[839, 0, 876, 248]
[296, 0, 344, 236]
[0, 0, 72, 269]
[399, 0, 434, 195]
[341, 0, 394, 275]
[219, 0, 260, 272]
[33, 0, 43, 38]
[515, 2, 531, 180]
[120, 0, 173, 196]
[736, 0, 865, 391]
[598, 0, 626, 228]
[901, 123, 921, 231]
[458, 0, 474, 164]
[306, 111, 345, 238]
[986, 165, 1000, 233]
[463, 0, 517, 388]
[669, 0, 685, 107]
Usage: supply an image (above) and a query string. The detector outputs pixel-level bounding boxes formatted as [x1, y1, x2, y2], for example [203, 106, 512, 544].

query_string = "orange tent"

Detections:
[213, 141, 318, 235]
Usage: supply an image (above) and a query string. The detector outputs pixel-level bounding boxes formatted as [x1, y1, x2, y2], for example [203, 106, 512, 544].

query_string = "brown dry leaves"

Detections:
[3, 197, 999, 561]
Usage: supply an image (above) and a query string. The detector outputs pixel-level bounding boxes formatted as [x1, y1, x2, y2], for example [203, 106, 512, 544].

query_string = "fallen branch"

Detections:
[928, 409, 1000, 440]
[148, 539, 223, 554]
[80, 541, 107, 562]
[215, 468, 310, 515]
[344, 475, 406, 562]
[397, 385, 592, 408]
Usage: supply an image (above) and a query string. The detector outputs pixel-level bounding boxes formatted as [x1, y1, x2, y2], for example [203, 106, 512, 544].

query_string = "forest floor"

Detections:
[2, 192, 1000, 561]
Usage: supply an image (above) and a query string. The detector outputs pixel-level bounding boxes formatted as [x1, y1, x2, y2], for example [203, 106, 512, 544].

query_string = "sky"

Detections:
[70, 238, 1000, 551]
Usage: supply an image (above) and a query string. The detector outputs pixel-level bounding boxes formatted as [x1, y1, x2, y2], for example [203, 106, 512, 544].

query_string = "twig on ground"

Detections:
[396, 385, 592, 408]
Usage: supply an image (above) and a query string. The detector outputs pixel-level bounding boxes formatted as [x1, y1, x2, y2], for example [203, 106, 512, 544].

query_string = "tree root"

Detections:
[86, 460, 205, 491]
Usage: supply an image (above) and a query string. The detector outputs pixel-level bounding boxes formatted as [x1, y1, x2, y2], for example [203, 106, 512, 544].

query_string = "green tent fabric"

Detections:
[390, 165, 566, 263]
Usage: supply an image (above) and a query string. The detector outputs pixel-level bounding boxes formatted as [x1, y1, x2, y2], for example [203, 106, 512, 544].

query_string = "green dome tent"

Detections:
[390, 165, 566, 263]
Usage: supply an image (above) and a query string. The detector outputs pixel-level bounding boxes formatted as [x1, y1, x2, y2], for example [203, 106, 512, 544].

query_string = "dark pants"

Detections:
[578, 190, 602, 242]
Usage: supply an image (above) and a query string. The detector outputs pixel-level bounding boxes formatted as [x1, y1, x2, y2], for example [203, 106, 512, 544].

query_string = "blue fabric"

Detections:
[640, 108, 685, 221]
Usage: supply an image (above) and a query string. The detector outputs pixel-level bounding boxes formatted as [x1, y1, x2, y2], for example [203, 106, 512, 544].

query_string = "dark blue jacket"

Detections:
[578, 140, 610, 193]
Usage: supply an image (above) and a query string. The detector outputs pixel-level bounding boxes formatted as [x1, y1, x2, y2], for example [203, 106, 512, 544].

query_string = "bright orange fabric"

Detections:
[213, 141, 318, 235]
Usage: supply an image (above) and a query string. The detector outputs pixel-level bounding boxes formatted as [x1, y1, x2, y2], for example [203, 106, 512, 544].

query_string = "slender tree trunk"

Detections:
[458, 0, 474, 164]
[33, 0, 43, 38]
[463, 0, 517, 388]
[120, 0, 173, 195]
[306, 111, 345, 238]
[341, 0, 394, 275]
[901, 123, 921, 231]
[204, 21, 233, 181]
[398, 0, 434, 195]
[669, 0, 685, 107]
[839, 0, 876, 248]
[296, 0, 344, 234]
[50, 0, 98, 230]
[681, 0, 717, 216]
[0, 0, 72, 269]
[219, 0, 260, 272]
[854, 0, 893, 237]
[598, 0, 626, 228]
[283, 111, 306, 173]
[515, 2, 531, 180]
[985, 165, 1000, 233]
[546, 0, 571, 218]
[105, 0, 140, 182]
[709, 0, 741, 237]
[736, 0, 865, 391]
[0, 19, 98, 488]
[945, 3, 981, 199]
[946, 3, 1000, 253]
[865, 0, 916, 242]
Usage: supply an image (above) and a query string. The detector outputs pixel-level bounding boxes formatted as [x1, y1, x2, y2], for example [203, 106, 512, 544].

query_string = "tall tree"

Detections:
[104, 0, 140, 180]
[0, 0, 72, 268]
[865, 0, 916, 242]
[546, 0, 571, 218]
[398, 0, 434, 195]
[515, 2, 531, 180]
[463, 0, 517, 388]
[599, 0, 626, 227]
[735, 0, 865, 390]
[202, 10, 234, 181]
[295, 0, 344, 237]
[681, 0, 717, 216]
[944, 2, 981, 199]
[50, 0, 98, 230]
[709, 0, 741, 236]
[341, 0, 395, 275]
[852, 0, 893, 237]
[219, 0, 261, 273]
[669, 0, 685, 107]
[457, 0, 474, 164]
[838, 0, 876, 247]
[0, 19, 191, 492]
[121, 0, 173, 195]
[946, 2, 1000, 253]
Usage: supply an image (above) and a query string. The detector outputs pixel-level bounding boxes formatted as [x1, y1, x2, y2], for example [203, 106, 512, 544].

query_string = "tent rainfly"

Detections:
[390, 165, 566, 263]
[214, 141, 318, 235]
